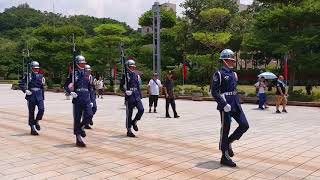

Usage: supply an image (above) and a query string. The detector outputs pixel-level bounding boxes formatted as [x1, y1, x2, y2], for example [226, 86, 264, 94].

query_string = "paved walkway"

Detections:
[0, 84, 319, 180]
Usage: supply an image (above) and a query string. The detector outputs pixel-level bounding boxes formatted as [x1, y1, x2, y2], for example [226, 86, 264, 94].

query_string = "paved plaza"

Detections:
[0, 84, 319, 180]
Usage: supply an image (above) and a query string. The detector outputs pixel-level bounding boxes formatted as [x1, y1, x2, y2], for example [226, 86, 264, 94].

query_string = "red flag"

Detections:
[183, 63, 187, 80]
[284, 55, 288, 81]
[114, 64, 117, 80]
[39, 69, 44, 75]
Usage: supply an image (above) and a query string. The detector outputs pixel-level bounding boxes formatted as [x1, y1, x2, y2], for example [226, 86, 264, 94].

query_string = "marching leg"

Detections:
[132, 100, 144, 132]
[126, 101, 135, 137]
[28, 101, 38, 136]
[228, 111, 249, 144]
[219, 111, 236, 167]
[227, 110, 249, 158]
[74, 103, 86, 147]
[35, 100, 45, 131]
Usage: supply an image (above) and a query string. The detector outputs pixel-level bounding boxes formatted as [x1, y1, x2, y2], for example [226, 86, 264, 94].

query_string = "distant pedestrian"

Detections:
[255, 77, 267, 110]
[306, 80, 313, 95]
[275, 75, 288, 113]
[148, 73, 162, 113]
[164, 71, 180, 118]
[97, 77, 104, 99]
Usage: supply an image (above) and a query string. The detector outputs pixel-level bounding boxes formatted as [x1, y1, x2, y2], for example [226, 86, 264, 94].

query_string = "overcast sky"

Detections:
[0, 0, 253, 29]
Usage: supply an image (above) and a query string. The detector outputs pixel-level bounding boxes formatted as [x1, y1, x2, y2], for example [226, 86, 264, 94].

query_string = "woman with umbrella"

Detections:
[255, 76, 268, 110]
[256, 72, 278, 109]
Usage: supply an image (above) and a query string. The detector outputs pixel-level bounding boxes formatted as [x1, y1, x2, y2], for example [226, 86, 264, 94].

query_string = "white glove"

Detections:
[224, 104, 232, 112]
[25, 90, 32, 95]
[90, 103, 93, 107]
[70, 92, 78, 98]
[126, 90, 133, 96]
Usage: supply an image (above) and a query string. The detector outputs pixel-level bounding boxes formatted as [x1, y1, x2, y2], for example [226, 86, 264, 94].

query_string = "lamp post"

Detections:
[153, 1, 161, 78]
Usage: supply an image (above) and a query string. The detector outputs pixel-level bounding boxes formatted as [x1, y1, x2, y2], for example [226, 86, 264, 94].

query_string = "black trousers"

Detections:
[166, 98, 177, 116]
[27, 100, 45, 126]
[219, 110, 249, 152]
[98, 89, 103, 97]
[126, 100, 144, 129]
[73, 103, 93, 135]
[149, 95, 159, 108]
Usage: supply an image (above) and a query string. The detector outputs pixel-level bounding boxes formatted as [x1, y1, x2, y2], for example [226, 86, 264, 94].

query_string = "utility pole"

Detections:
[152, 2, 161, 78]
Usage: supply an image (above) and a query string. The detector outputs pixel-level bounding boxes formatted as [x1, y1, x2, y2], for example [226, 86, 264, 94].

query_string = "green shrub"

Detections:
[7, 73, 18, 80]
[174, 85, 182, 95]
[288, 89, 320, 102]
[106, 85, 114, 92]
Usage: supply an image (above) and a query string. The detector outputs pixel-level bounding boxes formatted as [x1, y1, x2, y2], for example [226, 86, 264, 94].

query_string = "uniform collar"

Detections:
[222, 66, 232, 72]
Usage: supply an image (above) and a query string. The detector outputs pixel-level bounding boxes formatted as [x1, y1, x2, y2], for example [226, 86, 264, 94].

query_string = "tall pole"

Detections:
[153, 2, 161, 78]
[22, 50, 25, 76]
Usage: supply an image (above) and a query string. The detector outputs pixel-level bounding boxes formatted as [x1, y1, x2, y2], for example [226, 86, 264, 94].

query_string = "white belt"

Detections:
[30, 88, 41, 91]
[130, 88, 138, 91]
[76, 88, 89, 92]
[221, 91, 237, 96]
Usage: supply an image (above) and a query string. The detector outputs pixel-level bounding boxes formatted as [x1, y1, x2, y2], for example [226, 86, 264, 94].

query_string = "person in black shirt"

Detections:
[275, 75, 288, 113]
[164, 71, 180, 118]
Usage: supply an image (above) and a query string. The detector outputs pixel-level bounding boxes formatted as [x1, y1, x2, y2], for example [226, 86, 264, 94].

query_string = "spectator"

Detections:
[255, 77, 267, 110]
[164, 71, 180, 118]
[97, 77, 105, 99]
[306, 80, 313, 95]
[148, 73, 162, 113]
[275, 75, 288, 113]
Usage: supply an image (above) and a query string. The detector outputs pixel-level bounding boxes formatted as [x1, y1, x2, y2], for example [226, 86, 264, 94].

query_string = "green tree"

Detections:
[139, 9, 176, 28]
[243, 0, 320, 92]
[86, 23, 131, 79]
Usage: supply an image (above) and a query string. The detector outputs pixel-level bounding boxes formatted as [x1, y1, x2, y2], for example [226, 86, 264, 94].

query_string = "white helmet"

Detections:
[126, 59, 136, 67]
[76, 55, 86, 64]
[30, 61, 40, 69]
[84, 64, 91, 71]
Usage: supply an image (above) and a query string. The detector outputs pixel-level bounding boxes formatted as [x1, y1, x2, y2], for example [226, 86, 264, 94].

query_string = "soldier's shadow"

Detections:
[11, 133, 30, 137]
[110, 135, 129, 139]
[53, 144, 76, 148]
[196, 161, 221, 170]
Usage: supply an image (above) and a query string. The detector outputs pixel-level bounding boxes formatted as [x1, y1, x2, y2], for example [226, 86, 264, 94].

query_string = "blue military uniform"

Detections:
[19, 72, 45, 127]
[88, 74, 97, 122]
[211, 66, 249, 153]
[126, 70, 144, 130]
[64, 70, 93, 135]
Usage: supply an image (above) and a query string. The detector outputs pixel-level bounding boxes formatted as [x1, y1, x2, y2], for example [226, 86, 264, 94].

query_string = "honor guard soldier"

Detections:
[19, 61, 45, 136]
[64, 55, 93, 147]
[211, 49, 250, 167]
[84, 64, 97, 129]
[124, 59, 144, 137]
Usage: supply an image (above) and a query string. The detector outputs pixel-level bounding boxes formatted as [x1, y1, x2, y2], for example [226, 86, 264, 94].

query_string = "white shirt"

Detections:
[97, 80, 104, 89]
[148, 79, 162, 95]
[255, 81, 266, 94]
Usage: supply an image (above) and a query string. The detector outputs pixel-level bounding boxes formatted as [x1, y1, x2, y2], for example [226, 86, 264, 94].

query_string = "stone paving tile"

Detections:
[47, 170, 90, 180]
[17, 171, 61, 180]
[1, 170, 33, 180]
[305, 176, 320, 180]
[254, 168, 287, 179]
[0, 84, 319, 179]
[78, 170, 118, 179]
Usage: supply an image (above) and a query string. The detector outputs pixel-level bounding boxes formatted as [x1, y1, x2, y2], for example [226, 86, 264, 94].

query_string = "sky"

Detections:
[0, 0, 253, 29]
